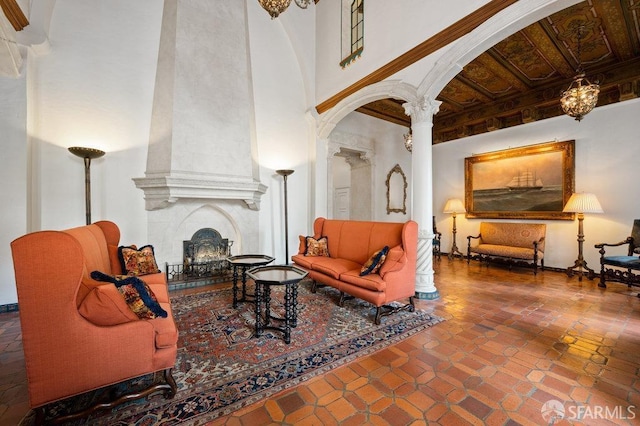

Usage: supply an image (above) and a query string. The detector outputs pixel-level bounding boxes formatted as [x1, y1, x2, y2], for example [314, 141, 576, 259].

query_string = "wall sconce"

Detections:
[403, 130, 412, 153]
[276, 169, 294, 264]
[563, 192, 603, 281]
[69, 147, 105, 225]
[258, 0, 312, 19]
[443, 198, 466, 260]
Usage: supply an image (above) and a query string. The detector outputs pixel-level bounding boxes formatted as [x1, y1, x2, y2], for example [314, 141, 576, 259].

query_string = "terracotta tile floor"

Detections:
[2, 258, 640, 425]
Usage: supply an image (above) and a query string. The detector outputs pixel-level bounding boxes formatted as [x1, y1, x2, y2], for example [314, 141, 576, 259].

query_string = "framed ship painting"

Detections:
[464, 140, 575, 220]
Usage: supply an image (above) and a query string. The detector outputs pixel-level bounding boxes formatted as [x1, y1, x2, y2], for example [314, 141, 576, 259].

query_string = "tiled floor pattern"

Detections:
[1, 259, 639, 425]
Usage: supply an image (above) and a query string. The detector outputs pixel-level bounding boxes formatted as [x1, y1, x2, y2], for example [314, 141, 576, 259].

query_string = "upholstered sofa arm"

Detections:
[379, 245, 407, 278]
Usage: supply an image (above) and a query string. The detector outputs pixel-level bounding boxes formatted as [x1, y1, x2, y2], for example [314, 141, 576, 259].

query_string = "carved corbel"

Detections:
[619, 81, 638, 102]
[486, 117, 503, 131]
[521, 107, 539, 123]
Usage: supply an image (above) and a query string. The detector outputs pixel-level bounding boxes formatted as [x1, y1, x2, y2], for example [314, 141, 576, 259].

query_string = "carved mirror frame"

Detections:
[386, 164, 407, 214]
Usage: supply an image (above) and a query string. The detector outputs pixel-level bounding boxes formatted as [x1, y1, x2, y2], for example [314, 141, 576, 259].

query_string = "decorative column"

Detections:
[403, 97, 441, 300]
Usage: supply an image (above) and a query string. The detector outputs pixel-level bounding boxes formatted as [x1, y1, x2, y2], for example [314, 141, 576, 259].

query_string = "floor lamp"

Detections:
[443, 198, 466, 259]
[276, 169, 294, 264]
[69, 146, 105, 225]
[563, 192, 603, 281]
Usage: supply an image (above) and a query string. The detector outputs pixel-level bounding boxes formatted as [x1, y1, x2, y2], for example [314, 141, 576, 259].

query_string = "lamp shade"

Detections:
[562, 193, 603, 214]
[443, 198, 466, 214]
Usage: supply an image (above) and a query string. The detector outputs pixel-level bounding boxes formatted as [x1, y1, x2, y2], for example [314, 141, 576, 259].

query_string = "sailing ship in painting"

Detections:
[506, 171, 543, 191]
[472, 168, 563, 212]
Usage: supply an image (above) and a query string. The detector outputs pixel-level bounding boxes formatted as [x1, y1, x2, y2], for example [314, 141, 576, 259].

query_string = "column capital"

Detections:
[403, 97, 442, 124]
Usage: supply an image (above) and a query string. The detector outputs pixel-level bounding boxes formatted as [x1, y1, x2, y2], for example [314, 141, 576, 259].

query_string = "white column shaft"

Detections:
[404, 97, 441, 299]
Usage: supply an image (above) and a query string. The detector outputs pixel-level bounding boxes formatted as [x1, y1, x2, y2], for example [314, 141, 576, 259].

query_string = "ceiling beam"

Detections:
[315, 0, 517, 114]
[0, 0, 28, 31]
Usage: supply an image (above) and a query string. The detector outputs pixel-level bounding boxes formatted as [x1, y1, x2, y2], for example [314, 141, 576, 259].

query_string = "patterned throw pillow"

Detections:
[118, 245, 160, 276]
[90, 271, 167, 319]
[360, 246, 389, 276]
[117, 281, 165, 319]
[305, 236, 330, 257]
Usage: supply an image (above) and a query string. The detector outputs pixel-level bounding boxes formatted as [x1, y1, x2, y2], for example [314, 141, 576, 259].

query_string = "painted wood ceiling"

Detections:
[356, 0, 640, 143]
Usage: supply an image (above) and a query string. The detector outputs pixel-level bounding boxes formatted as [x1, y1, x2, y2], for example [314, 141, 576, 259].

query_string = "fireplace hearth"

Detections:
[165, 228, 233, 289]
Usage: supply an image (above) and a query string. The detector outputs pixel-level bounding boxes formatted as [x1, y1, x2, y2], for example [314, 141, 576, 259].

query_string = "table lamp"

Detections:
[443, 198, 466, 259]
[563, 192, 603, 281]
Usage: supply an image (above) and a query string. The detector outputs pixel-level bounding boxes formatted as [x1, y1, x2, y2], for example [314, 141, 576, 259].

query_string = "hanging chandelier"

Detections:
[403, 130, 413, 153]
[560, 25, 600, 122]
[258, 0, 312, 19]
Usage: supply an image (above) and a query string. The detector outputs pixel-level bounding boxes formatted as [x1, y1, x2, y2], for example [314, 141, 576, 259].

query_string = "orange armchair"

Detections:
[11, 221, 178, 424]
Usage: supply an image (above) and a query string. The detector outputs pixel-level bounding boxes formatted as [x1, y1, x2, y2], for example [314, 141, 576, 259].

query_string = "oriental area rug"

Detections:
[22, 281, 443, 425]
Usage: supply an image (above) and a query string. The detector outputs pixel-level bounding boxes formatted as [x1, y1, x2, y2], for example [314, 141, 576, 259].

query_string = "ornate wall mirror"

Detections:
[386, 164, 407, 214]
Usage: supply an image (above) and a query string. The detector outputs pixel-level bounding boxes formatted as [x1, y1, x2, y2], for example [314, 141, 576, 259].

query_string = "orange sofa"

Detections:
[11, 221, 178, 424]
[292, 218, 418, 324]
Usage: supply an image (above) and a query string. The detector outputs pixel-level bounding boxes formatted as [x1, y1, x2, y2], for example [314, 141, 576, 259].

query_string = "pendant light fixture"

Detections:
[560, 25, 600, 122]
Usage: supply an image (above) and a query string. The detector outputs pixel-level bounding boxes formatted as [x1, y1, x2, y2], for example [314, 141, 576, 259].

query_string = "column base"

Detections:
[415, 290, 440, 300]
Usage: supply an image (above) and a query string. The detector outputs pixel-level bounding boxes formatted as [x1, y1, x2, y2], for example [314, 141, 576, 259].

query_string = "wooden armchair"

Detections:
[594, 219, 640, 293]
[432, 216, 442, 260]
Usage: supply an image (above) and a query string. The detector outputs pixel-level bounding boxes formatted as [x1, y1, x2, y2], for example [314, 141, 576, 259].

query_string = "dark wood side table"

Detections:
[228, 254, 275, 308]
[247, 265, 308, 344]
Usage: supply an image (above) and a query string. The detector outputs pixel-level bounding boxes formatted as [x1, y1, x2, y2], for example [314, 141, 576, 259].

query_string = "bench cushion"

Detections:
[471, 244, 543, 260]
[479, 222, 546, 251]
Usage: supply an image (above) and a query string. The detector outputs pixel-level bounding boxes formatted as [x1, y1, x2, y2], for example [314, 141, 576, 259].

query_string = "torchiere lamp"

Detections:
[276, 169, 294, 264]
[563, 192, 603, 281]
[443, 198, 466, 260]
[69, 146, 105, 225]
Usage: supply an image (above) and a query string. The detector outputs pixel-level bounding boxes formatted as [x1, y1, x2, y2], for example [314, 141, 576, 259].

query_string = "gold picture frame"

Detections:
[464, 140, 575, 220]
[386, 164, 407, 215]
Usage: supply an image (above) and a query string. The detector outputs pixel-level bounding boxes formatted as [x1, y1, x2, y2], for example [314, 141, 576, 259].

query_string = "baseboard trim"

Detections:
[0, 303, 19, 313]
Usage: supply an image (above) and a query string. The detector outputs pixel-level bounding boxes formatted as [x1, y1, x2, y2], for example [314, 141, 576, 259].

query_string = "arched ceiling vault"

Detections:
[356, 0, 640, 143]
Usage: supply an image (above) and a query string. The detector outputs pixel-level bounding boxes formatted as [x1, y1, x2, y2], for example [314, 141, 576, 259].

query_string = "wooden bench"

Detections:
[467, 222, 546, 274]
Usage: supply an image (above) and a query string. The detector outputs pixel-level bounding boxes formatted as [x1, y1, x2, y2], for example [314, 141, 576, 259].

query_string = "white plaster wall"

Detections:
[315, 0, 489, 104]
[433, 98, 640, 271]
[0, 1, 163, 305]
[247, 1, 313, 263]
[350, 162, 371, 221]
[333, 112, 411, 222]
[333, 157, 350, 187]
[31, 0, 163, 235]
[0, 0, 315, 304]
[0, 74, 27, 305]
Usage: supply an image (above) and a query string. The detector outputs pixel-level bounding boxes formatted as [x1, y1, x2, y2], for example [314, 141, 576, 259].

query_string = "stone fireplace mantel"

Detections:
[134, 173, 267, 211]
[135, 2, 265, 263]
